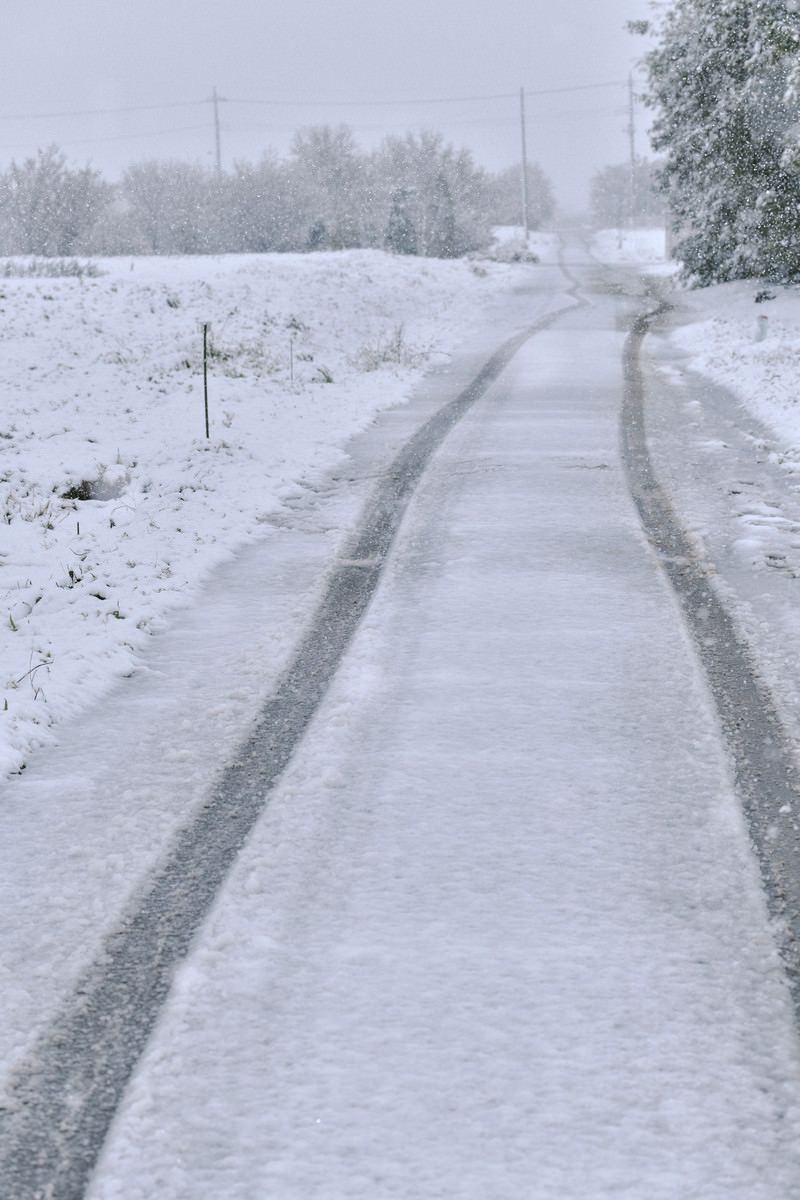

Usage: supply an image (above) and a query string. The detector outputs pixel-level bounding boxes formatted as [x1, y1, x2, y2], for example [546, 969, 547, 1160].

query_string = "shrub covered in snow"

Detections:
[640, 0, 800, 284]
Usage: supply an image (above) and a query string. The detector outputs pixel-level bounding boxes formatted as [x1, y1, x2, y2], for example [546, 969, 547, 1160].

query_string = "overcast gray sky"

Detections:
[2, 0, 654, 210]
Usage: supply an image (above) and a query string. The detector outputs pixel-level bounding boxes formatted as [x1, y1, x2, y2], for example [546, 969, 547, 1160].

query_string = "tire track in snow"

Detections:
[0, 295, 577, 1200]
[622, 307, 800, 1015]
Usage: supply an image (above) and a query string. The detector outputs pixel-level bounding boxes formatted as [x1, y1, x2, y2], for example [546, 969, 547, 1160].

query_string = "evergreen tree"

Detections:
[641, 0, 800, 282]
[384, 187, 418, 255]
[425, 170, 458, 257]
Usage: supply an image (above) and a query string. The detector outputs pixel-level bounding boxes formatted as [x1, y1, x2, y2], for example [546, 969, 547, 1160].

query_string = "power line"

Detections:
[0, 124, 215, 152]
[0, 80, 629, 124]
[226, 81, 628, 107]
[0, 79, 643, 175]
[230, 105, 627, 139]
[0, 108, 631, 159]
[0, 101, 204, 122]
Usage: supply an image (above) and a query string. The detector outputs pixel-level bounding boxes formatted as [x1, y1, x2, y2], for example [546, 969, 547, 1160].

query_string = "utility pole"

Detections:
[212, 86, 222, 176]
[627, 74, 636, 226]
[520, 86, 529, 243]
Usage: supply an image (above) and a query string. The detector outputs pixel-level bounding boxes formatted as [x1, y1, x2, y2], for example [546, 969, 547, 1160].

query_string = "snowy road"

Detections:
[4, 246, 800, 1196]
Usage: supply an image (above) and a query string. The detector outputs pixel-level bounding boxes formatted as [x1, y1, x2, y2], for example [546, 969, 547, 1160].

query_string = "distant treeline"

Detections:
[0, 128, 555, 259]
[589, 158, 666, 229]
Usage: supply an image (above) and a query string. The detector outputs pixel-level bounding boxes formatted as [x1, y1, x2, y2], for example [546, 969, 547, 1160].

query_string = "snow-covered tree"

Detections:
[0, 126, 497, 260]
[287, 125, 367, 250]
[0, 146, 111, 256]
[641, 0, 800, 282]
[589, 157, 665, 228]
[120, 160, 219, 255]
[384, 187, 418, 255]
[486, 163, 555, 229]
[222, 154, 297, 252]
[373, 131, 492, 257]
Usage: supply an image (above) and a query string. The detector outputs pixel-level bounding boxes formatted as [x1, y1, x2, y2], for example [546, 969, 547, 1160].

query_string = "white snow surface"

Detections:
[5, 235, 800, 1196]
[81, 276, 800, 1198]
[591, 226, 672, 269]
[489, 226, 562, 264]
[0, 241, 569, 1114]
[643, 264, 800, 755]
[667, 277, 800, 448]
[0, 249, 520, 777]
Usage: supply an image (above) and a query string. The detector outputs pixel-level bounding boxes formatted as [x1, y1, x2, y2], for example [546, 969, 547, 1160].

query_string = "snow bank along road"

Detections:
[3, 239, 800, 1196]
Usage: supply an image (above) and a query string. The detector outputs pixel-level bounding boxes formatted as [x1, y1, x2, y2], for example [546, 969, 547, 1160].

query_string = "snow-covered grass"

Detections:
[0, 250, 518, 777]
[667, 279, 800, 453]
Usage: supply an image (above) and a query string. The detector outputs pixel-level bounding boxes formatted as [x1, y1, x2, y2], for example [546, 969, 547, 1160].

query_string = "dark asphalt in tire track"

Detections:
[0, 300, 575, 1200]
[622, 309, 800, 1014]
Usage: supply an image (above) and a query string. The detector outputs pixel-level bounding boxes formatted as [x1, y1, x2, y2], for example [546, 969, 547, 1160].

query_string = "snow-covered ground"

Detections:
[595, 229, 800, 749]
[591, 225, 671, 269]
[0, 240, 573, 1137]
[665, 277, 800, 448]
[489, 225, 561, 264]
[0, 247, 533, 778]
[7, 231, 800, 1196]
[79, 247, 800, 1198]
[591, 224, 800, 467]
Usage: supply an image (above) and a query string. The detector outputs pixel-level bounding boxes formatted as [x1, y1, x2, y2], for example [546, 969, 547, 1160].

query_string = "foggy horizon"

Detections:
[3, 0, 653, 212]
